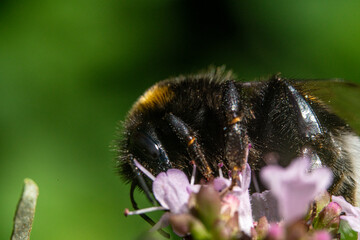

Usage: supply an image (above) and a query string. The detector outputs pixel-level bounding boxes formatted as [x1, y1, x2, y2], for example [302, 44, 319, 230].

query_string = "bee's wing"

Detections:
[293, 79, 360, 134]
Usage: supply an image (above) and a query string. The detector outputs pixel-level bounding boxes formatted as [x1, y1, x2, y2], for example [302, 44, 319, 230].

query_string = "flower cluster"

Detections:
[125, 158, 360, 239]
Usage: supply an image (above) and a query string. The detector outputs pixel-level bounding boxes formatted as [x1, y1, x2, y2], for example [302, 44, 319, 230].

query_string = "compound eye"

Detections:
[131, 132, 161, 160]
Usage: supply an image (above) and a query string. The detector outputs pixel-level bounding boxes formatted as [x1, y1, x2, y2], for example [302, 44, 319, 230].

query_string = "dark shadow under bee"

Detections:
[115, 68, 360, 236]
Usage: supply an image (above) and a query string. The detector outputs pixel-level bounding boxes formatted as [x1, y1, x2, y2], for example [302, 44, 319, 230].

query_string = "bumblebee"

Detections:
[116, 67, 360, 212]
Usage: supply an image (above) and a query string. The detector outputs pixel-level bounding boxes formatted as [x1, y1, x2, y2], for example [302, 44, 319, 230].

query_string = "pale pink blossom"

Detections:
[332, 195, 360, 235]
[260, 157, 332, 223]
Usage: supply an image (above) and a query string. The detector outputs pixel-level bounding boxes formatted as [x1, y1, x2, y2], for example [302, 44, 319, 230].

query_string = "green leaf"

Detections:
[339, 220, 358, 240]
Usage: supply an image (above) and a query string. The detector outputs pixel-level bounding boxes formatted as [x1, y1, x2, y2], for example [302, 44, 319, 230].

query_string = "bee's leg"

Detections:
[129, 181, 170, 239]
[254, 76, 357, 203]
[164, 113, 213, 180]
[127, 156, 171, 238]
[250, 76, 325, 166]
[279, 78, 356, 203]
[129, 155, 156, 205]
[221, 80, 249, 176]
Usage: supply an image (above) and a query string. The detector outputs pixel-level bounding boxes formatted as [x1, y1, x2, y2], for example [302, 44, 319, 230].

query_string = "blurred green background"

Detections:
[1, 0, 360, 239]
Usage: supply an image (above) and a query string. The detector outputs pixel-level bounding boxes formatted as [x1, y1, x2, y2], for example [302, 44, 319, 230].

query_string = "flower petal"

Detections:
[150, 212, 170, 233]
[260, 157, 332, 223]
[187, 184, 201, 194]
[213, 177, 231, 192]
[332, 196, 360, 217]
[134, 159, 156, 181]
[241, 163, 252, 190]
[232, 164, 254, 235]
[236, 190, 253, 236]
[221, 194, 240, 216]
[332, 195, 360, 232]
[153, 169, 190, 213]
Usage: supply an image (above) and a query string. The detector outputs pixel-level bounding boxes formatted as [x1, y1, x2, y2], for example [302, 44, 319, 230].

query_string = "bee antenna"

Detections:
[130, 182, 170, 238]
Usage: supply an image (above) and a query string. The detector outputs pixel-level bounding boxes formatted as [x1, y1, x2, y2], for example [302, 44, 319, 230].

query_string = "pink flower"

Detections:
[260, 157, 333, 223]
[133, 159, 200, 214]
[213, 176, 231, 192]
[231, 164, 254, 235]
[153, 169, 194, 214]
[214, 164, 254, 235]
[221, 194, 240, 217]
[126, 160, 201, 235]
[332, 195, 360, 234]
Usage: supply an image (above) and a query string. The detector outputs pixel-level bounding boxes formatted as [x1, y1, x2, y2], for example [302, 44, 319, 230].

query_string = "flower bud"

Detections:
[256, 216, 269, 239]
[195, 185, 221, 228]
[265, 223, 283, 240]
[312, 230, 332, 240]
[169, 213, 193, 237]
[316, 202, 341, 231]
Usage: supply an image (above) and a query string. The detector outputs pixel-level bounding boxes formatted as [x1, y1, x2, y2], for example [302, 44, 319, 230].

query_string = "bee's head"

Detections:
[117, 80, 191, 186]
[117, 77, 222, 186]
